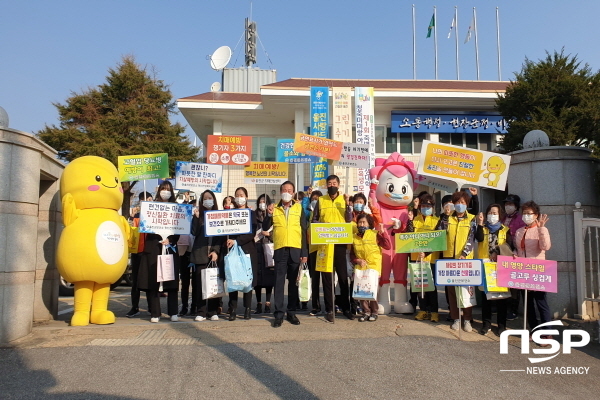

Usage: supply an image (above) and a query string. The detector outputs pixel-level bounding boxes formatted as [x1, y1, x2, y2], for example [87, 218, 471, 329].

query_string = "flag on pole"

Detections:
[447, 15, 456, 38]
[426, 13, 435, 38]
[464, 17, 474, 43]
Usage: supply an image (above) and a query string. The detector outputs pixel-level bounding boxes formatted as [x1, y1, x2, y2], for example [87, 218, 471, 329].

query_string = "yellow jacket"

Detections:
[317, 194, 346, 223]
[444, 212, 476, 259]
[410, 214, 440, 263]
[353, 229, 383, 274]
[477, 225, 509, 259]
[272, 202, 305, 251]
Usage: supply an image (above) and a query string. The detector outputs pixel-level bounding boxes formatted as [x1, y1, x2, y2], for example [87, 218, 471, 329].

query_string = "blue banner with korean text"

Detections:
[310, 87, 330, 188]
[391, 112, 509, 134]
[277, 139, 320, 164]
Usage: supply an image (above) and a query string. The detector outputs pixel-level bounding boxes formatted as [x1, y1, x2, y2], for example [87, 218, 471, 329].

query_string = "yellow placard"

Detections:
[310, 223, 354, 245]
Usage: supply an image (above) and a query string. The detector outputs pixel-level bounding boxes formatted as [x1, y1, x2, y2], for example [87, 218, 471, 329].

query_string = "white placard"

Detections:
[204, 209, 253, 237]
[335, 143, 370, 169]
[435, 259, 483, 286]
[175, 161, 223, 192]
[139, 202, 193, 240]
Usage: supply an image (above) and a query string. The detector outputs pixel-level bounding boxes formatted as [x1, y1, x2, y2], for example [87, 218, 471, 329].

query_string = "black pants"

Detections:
[180, 253, 196, 310]
[147, 289, 178, 318]
[482, 296, 508, 330]
[273, 247, 301, 319]
[414, 263, 438, 313]
[255, 286, 273, 303]
[308, 251, 321, 310]
[228, 291, 252, 312]
[508, 288, 521, 315]
[524, 290, 552, 332]
[322, 244, 350, 313]
[130, 253, 141, 309]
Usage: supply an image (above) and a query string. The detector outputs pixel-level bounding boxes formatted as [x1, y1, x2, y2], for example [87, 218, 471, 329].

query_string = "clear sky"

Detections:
[1, 0, 598, 140]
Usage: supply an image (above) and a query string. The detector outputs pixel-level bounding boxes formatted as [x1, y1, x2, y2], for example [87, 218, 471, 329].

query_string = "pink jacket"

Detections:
[513, 224, 551, 260]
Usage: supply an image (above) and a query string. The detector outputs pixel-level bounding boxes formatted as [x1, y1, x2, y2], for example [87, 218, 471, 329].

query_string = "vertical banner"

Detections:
[310, 86, 329, 188]
[355, 87, 375, 194]
[332, 88, 352, 142]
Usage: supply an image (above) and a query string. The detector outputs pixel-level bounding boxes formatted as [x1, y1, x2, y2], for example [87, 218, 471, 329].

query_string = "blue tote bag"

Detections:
[224, 242, 253, 292]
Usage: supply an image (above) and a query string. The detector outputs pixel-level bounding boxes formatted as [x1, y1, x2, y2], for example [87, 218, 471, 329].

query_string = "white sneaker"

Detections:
[150, 317, 160, 323]
[451, 319, 460, 331]
[210, 315, 219, 321]
[170, 315, 179, 322]
[463, 320, 473, 332]
[195, 315, 206, 322]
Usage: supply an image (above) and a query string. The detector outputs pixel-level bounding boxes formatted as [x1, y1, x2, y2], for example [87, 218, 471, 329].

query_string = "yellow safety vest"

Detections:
[444, 212, 475, 259]
[353, 229, 382, 274]
[273, 202, 303, 250]
[478, 225, 509, 259]
[318, 194, 346, 223]
[410, 214, 440, 263]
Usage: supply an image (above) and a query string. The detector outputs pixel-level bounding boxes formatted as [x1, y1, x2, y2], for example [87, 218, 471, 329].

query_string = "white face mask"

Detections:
[281, 192, 293, 202]
[160, 190, 171, 201]
[176, 198, 184, 204]
[259, 203, 266, 210]
[487, 214, 499, 225]
[202, 199, 214, 209]
[236, 196, 246, 206]
[505, 205, 516, 215]
[522, 214, 536, 225]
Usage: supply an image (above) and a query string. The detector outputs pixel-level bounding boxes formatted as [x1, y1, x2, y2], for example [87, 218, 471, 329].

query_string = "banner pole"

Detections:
[143, 180, 147, 199]
[523, 289, 528, 331]
[331, 244, 335, 324]
[457, 287, 462, 341]
[421, 260, 425, 299]
[345, 167, 350, 195]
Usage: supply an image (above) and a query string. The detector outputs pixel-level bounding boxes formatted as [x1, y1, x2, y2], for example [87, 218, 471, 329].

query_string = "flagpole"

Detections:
[434, 6, 438, 80]
[473, 7, 480, 81]
[496, 7, 502, 81]
[412, 4, 416, 80]
[455, 6, 460, 80]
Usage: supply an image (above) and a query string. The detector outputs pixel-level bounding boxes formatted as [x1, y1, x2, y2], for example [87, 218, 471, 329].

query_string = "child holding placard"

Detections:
[350, 214, 391, 322]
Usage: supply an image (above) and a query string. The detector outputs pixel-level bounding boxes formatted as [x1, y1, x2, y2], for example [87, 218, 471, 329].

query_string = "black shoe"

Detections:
[286, 314, 301, 325]
[264, 303, 271, 313]
[244, 307, 251, 320]
[309, 308, 321, 316]
[480, 326, 491, 335]
[343, 310, 355, 320]
[188, 307, 197, 317]
[506, 312, 517, 321]
[229, 312, 237, 321]
[126, 308, 140, 318]
[254, 303, 263, 314]
[358, 314, 368, 322]
[272, 318, 283, 328]
[178, 307, 188, 317]
[496, 327, 507, 337]
[325, 312, 334, 323]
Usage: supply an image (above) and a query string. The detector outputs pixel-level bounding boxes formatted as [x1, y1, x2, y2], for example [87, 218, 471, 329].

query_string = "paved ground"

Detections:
[1, 287, 599, 399]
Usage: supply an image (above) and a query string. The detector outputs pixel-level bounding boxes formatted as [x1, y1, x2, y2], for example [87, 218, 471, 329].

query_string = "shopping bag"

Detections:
[408, 262, 435, 292]
[157, 253, 175, 282]
[201, 262, 226, 299]
[297, 263, 312, 302]
[352, 268, 379, 301]
[128, 226, 140, 254]
[482, 262, 509, 293]
[456, 286, 476, 308]
[224, 242, 253, 292]
[315, 244, 334, 273]
[264, 242, 275, 267]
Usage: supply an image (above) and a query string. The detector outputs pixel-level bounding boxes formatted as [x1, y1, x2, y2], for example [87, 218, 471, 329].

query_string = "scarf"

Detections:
[485, 221, 502, 234]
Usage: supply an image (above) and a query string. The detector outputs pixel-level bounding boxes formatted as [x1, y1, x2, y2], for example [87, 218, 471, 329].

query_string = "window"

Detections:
[386, 128, 397, 153]
[451, 133, 463, 146]
[399, 133, 412, 154]
[439, 133, 451, 144]
[479, 134, 493, 151]
[252, 137, 277, 161]
[465, 134, 478, 149]
[413, 132, 426, 154]
[375, 126, 385, 153]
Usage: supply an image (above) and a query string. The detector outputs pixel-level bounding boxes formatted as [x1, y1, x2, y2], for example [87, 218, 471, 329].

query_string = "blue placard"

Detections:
[310, 87, 329, 138]
[276, 139, 319, 163]
[391, 111, 509, 134]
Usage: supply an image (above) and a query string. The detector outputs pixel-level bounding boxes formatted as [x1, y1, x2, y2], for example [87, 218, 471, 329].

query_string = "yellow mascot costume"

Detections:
[57, 156, 131, 326]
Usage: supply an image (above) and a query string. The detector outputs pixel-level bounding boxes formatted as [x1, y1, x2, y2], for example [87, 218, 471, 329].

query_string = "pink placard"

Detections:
[496, 256, 557, 293]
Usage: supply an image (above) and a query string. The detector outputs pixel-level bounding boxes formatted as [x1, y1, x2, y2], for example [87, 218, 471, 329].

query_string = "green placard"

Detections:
[118, 153, 169, 182]
[395, 230, 447, 254]
[310, 223, 354, 245]
[408, 262, 435, 292]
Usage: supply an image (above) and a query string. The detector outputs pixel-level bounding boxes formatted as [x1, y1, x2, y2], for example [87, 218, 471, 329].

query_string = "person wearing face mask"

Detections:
[225, 187, 258, 320]
[435, 190, 477, 332]
[262, 181, 308, 327]
[307, 190, 323, 315]
[189, 190, 224, 321]
[512, 201, 552, 341]
[475, 204, 511, 336]
[501, 194, 526, 321]
[311, 175, 354, 322]
[405, 194, 441, 323]
[351, 214, 391, 322]
[253, 194, 274, 314]
[137, 181, 180, 323]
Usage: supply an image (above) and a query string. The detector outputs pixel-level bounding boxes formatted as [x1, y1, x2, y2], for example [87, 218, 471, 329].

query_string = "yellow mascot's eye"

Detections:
[95, 175, 102, 182]
[114, 177, 118, 184]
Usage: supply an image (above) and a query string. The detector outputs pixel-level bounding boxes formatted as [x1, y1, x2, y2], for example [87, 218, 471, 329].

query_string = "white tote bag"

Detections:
[352, 268, 379, 301]
[157, 245, 175, 283]
[297, 263, 312, 302]
[201, 262, 226, 299]
[456, 286, 477, 308]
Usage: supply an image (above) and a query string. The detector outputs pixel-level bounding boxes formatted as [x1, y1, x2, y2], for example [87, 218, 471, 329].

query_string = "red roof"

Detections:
[263, 78, 509, 92]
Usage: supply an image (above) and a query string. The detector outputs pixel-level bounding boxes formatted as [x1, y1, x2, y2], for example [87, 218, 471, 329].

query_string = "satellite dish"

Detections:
[210, 82, 221, 92]
[209, 46, 232, 71]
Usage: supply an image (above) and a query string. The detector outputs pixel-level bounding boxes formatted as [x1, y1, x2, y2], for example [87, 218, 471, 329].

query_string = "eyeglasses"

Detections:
[522, 212, 536, 215]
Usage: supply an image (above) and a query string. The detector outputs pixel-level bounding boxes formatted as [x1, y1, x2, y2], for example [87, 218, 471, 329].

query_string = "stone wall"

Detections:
[507, 146, 600, 319]
[0, 128, 64, 343]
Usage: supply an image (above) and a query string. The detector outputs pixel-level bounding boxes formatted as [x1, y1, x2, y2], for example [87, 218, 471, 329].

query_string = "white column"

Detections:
[213, 120, 223, 135]
[294, 109, 305, 190]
